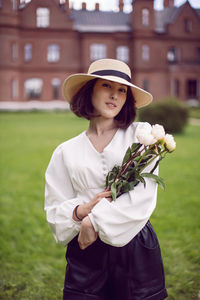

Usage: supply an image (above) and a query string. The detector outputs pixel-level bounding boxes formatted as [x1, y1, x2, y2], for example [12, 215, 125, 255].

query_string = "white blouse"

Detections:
[45, 122, 158, 247]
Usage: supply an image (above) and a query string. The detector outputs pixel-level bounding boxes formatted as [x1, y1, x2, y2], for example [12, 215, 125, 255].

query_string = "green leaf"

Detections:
[122, 147, 131, 165]
[141, 173, 165, 190]
[131, 143, 142, 153]
[111, 182, 117, 201]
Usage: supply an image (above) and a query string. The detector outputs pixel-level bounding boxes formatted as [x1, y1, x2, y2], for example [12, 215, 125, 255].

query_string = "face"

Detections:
[91, 79, 127, 119]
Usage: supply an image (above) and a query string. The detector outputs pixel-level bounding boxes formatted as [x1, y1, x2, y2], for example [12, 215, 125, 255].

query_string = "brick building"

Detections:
[0, 0, 200, 103]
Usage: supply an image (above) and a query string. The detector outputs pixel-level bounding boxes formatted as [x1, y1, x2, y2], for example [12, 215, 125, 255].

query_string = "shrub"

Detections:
[138, 97, 189, 133]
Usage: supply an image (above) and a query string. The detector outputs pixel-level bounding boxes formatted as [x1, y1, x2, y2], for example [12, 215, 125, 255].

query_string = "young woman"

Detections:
[45, 59, 168, 300]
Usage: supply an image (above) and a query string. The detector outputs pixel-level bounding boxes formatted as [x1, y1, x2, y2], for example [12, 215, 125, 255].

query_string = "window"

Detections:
[116, 46, 129, 63]
[142, 45, 150, 61]
[167, 46, 178, 63]
[52, 78, 61, 99]
[47, 44, 60, 63]
[11, 42, 18, 61]
[173, 79, 179, 97]
[184, 19, 192, 33]
[90, 44, 107, 61]
[24, 78, 43, 100]
[24, 44, 32, 62]
[143, 79, 150, 92]
[187, 79, 198, 99]
[11, 79, 18, 99]
[36, 8, 50, 28]
[142, 9, 149, 26]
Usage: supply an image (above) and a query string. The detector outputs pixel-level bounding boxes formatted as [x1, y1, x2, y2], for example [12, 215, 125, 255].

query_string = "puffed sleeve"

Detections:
[89, 164, 158, 247]
[88, 122, 159, 247]
[45, 144, 83, 246]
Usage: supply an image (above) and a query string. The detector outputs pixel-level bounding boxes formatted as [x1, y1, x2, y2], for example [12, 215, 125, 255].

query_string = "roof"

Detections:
[154, 6, 182, 33]
[70, 10, 131, 32]
[19, 0, 200, 34]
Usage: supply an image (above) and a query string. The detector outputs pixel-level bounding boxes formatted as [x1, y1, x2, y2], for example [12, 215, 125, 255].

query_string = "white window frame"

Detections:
[11, 42, 18, 61]
[142, 45, 150, 61]
[52, 78, 61, 99]
[24, 43, 32, 62]
[47, 44, 60, 63]
[90, 44, 107, 61]
[24, 78, 43, 100]
[11, 79, 18, 99]
[116, 46, 129, 63]
[36, 7, 50, 28]
[142, 8, 149, 26]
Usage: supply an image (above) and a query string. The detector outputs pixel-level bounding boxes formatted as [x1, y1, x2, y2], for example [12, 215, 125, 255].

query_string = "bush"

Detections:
[138, 98, 189, 133]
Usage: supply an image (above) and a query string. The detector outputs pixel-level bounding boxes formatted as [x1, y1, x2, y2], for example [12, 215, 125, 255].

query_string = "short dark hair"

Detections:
[70, 78, 136, 129]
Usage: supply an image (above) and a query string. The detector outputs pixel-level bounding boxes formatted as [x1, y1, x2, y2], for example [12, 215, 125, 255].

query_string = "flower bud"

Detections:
[137, 130, 157, 146]
[164, 134, 176, 152]
[151, 124, 165, 140]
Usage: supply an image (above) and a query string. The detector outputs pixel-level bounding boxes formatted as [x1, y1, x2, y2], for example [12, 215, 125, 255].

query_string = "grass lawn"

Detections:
[0, 112, 199, 300]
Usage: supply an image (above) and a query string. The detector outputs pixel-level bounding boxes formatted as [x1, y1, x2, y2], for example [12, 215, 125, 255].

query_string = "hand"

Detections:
[78, 216, 98, 250]
[73, 190, 112, 221]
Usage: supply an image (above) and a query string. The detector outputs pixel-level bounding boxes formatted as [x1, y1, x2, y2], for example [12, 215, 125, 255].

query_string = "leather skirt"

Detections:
[63, 221, 168, 300]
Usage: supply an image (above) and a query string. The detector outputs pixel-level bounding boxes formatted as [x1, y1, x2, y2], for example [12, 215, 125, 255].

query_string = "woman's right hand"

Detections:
[73, 190, 112, 222]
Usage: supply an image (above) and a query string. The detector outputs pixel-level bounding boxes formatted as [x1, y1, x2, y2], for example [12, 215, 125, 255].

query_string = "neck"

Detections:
[88, 117, 117, 136]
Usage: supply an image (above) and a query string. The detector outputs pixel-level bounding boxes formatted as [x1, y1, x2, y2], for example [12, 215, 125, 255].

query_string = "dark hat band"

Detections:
[90, 69, 131, 83]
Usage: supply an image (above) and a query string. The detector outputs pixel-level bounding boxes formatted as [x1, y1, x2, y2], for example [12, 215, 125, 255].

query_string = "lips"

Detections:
[106, 102, 117, 108]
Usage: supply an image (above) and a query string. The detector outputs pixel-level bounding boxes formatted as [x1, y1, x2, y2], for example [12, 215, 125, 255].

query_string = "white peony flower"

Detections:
[164, 134, 176, 152]
[137, 129, 157, 146]
[151, 124, 165, 140]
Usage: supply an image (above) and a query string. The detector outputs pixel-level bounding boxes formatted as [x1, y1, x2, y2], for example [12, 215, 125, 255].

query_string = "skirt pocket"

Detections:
[136, 221, 159, 250]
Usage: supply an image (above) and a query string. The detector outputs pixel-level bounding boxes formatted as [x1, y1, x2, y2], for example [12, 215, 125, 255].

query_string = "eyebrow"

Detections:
[102, 80, 127, 88]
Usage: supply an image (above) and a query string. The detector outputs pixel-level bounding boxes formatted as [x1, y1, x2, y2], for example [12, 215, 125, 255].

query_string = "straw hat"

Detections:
[62, 59, 152, 108]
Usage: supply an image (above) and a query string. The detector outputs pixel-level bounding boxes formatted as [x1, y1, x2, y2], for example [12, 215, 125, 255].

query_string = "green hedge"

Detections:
[138, 98, 189, 133]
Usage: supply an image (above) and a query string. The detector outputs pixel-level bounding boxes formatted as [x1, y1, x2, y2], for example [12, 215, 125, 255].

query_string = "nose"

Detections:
[110, 89, 117, 100]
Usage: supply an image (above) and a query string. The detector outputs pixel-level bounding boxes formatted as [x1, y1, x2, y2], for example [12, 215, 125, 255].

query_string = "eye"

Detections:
[119, 87, 127, 93]
[102, 83, 111, 88]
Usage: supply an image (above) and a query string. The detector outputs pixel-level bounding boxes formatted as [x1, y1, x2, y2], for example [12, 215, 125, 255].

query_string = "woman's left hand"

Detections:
[78, 216, 98, 250]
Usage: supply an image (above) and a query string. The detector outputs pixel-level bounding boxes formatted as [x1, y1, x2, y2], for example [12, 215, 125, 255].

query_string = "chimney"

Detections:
[164, 0, 174, 8]
[95, 3, 100, 11]
[119, 0, 124, 12]
[65, 0, 70, 12]
[82, 2, 86, 10]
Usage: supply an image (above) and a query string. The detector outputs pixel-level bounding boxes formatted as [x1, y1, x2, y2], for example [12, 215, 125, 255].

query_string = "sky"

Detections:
[24, 0, 200, 11]
[67, 0, 200, 11]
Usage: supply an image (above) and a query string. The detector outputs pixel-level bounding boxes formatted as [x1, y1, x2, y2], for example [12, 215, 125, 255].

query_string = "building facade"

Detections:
[0, 0, 200, 103]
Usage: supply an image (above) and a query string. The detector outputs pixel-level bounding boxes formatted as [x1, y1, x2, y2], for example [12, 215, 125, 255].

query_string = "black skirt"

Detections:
[63, 221, 168, 300]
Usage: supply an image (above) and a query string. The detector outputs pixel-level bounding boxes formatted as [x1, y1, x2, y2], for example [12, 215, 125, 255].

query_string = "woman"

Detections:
[45, 59, 168, 300]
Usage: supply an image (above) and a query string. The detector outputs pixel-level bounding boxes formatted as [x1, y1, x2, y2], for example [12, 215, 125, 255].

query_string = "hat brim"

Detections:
[62, 73, 153, 108]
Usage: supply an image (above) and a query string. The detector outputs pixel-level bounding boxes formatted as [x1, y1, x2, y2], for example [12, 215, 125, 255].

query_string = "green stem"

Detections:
[139, 149, 166, 174]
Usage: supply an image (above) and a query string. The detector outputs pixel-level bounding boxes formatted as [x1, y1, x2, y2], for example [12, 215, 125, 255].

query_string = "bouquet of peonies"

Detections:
[105, 124, 176, 200]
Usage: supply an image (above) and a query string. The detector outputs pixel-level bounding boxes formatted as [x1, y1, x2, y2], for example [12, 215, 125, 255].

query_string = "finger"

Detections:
[99, 191, 112, 197]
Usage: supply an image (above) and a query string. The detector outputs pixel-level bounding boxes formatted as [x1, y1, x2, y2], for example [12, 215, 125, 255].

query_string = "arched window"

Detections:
[116, 46, 129, 63]
[36, 8, 50, 28]
[24, 78, 43, 100]
[142, 45, 150, 61]
[24, 44, 32, 62]
[47, 44, 60, 63]
[142, 8, 149, 26]
[90, 44, 107, 61]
